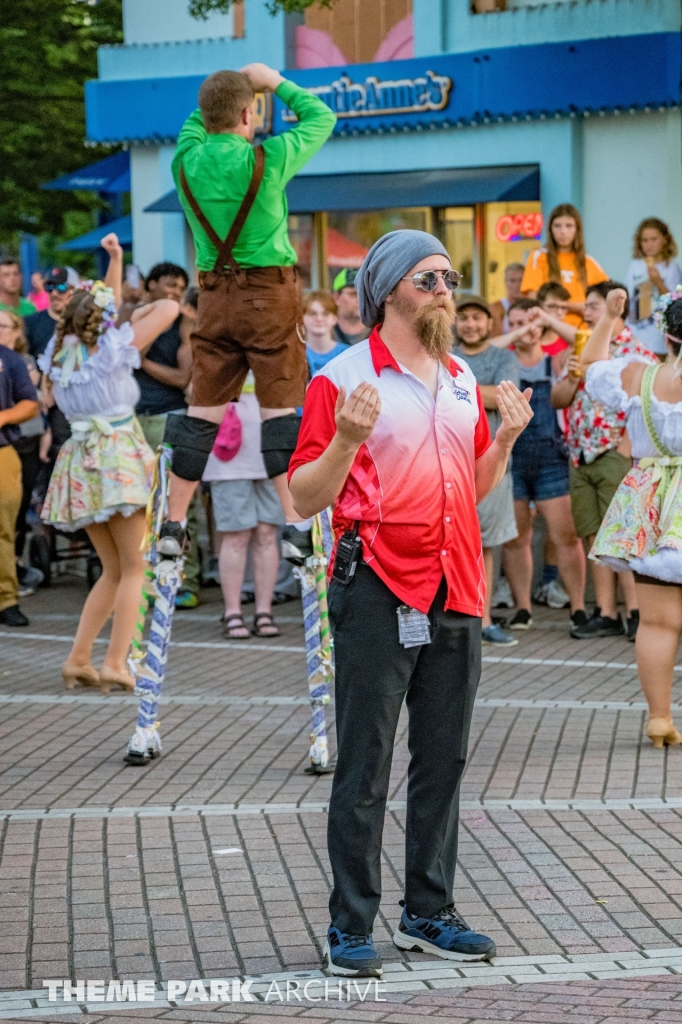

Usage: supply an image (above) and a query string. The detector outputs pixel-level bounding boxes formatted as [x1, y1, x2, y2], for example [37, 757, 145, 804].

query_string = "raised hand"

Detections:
[495, 380, 533, 449]
[334, 382, 381, 448]
[239, 63, 284, 92]
[605, 287, 628, 320]
[527, 306, 552, 327]
[100, 232, 122, 259]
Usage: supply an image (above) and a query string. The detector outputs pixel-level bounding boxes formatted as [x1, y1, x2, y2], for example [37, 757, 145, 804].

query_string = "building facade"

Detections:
[87, 0, 681, 299]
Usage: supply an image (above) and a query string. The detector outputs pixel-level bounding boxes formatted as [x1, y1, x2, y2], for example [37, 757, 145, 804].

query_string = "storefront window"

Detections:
[438, 207, 476, 291]
[295, 202, 540, 300]
[484, 201, 543, 303]
[288, 214, 314, 289]
[325, 208, 431, 287]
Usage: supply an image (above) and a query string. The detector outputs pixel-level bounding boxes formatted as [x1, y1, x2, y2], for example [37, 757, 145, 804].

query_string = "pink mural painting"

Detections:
[373, 16, 414, 63]
[295, 15, 414, 69]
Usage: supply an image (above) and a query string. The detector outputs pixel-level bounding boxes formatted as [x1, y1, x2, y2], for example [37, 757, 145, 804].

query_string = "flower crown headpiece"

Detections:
[654, 284, 682, 335]
[52, 281, 117, 386]
[88, 280, 117, 334]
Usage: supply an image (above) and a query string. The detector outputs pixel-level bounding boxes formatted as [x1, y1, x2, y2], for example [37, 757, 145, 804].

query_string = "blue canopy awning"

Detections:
[58, 215, 132, 251]
[145, 191, 184, 214]
[43, 152, 130, 193]
[144, 164, 540, 216]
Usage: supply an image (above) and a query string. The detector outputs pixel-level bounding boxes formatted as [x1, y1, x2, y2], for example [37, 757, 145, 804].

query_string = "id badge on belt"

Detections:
[397, 605, 431, 648]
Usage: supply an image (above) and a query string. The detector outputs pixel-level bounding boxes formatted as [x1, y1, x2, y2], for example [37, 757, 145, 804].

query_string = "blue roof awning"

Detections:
[145, 191, 184, 214]
[144, 163, 540, 216]
[43, 152, 130, 193]
[86, 34, 680, 146]
[58, 215, 132, 251]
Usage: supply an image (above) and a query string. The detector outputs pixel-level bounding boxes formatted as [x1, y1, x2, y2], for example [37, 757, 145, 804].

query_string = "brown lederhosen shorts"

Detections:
[190, 266, 307, 410]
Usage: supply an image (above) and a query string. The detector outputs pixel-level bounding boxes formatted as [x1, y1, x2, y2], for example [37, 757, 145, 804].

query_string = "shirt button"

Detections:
[441, 550, 447, 557]
[445, 516, 451, 523]
[445, 482, 452, 489]
[441, 449, 446, 455]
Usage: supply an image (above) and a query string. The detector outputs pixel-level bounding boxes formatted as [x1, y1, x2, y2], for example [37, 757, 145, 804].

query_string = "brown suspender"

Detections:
[179, 144, 265, 273]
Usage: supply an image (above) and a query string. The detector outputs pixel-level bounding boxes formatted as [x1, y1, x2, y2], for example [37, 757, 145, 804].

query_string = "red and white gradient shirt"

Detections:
[289, 327, 492, 617]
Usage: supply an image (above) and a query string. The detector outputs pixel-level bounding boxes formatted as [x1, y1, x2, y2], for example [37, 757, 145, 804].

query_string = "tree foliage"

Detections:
[0, 0, 123, 251]
[190, 0, 336, 18]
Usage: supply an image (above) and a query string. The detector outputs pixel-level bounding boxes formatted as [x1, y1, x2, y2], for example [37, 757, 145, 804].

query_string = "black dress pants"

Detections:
[327, 563, 481, 935]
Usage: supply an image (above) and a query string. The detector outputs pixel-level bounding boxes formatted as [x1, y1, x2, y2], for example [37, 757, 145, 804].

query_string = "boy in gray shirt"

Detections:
[454, 295, 519, 646]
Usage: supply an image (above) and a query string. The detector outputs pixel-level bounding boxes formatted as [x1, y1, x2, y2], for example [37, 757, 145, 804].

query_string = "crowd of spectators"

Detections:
[0, 207, 678, 647]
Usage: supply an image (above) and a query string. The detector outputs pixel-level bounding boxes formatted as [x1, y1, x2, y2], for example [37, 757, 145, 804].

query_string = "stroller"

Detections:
[28, 518, 102, 590]
[25, 411, 102, 590]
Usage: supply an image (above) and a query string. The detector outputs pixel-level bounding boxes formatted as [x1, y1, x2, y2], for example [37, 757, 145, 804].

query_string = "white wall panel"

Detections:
[582, 110, 682, 282]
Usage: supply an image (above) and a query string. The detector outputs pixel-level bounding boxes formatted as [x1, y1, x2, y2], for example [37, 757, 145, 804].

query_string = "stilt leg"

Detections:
[295, 511, 335, 774]
[124, 445, 184, 766]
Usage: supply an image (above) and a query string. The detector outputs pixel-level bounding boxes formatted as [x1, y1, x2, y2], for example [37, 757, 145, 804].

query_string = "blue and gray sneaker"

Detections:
[323, 926, 383, 977]
[481, 623, 518, 647]
[393, 903, 496, 961]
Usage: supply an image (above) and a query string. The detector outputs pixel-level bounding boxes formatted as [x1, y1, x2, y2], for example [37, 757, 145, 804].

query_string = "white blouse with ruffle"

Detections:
[585, 355, 682, 458]
[39, 323, 141, 421]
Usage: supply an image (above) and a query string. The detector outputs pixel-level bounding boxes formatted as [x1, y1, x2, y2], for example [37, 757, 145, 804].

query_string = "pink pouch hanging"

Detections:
[212, 403, 242, 461]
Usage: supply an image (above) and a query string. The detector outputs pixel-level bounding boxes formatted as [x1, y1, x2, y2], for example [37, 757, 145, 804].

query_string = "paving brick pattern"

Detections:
[2, 575, 682, 1021]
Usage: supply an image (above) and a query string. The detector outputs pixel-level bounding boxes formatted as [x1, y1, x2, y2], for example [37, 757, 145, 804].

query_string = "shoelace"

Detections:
[433, 905, 469, 931]
[346, 934, 372, 948]
[401, 899, 469, 932]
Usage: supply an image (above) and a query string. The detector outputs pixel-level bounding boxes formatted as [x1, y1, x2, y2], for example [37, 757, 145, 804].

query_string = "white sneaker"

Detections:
[492, 577, 514, 608]
[546, 579, 570, 609]
[532, 581, 549, 606]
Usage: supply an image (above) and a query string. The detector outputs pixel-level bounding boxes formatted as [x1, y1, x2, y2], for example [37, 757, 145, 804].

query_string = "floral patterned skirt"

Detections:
[42, 417, 154, 532]
[591, 462, 682, 584]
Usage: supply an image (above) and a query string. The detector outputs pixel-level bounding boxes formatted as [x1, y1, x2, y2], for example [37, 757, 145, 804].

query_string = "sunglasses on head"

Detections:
[45, 282, 68, 293]
[401, 269, 462, 293]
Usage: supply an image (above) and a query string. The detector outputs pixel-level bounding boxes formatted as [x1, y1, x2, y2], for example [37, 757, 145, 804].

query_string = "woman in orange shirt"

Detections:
[521, 203, 608, 327]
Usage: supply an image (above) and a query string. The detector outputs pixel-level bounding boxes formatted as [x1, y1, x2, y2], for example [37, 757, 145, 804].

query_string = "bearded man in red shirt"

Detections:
[289, 230, 533, 978]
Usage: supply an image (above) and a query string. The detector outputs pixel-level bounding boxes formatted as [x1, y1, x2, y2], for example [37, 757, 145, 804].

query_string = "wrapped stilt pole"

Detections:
[124, 444, 184, 766]
[294, 510, 335, 774]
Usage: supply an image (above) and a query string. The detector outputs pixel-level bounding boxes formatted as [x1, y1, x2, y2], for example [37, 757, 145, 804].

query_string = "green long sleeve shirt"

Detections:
[172, 79, 336, 271]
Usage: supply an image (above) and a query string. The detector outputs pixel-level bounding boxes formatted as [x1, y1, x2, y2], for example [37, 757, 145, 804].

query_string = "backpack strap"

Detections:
[641, 362, 675, 458]
[179, 144, 266, 272]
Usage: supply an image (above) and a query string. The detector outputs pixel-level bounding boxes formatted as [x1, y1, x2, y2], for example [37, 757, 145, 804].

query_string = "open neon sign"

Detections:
[495, 212, 543, 243]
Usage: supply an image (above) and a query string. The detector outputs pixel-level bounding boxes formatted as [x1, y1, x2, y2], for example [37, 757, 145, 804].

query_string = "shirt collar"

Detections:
[369, 326, 401, 375]
[369, 326, 461, 378]
[447, 355, 462, 378]
[206, 133, 249, 145]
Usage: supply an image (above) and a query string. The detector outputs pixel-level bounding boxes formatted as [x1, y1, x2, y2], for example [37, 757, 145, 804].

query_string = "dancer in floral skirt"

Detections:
[582, 285, 682, 748]
[40, 234, 179, 693]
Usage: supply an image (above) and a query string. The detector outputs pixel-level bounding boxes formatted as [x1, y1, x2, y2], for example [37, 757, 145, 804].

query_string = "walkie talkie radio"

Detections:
[331, 522, 362, 585]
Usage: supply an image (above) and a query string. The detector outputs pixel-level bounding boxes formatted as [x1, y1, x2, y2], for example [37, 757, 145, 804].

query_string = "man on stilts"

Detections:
[157, 63, 335, 560]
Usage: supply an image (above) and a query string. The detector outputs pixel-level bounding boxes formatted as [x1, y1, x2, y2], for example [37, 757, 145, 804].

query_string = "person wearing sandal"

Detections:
[581, 286, 682, 749]
[38, 234, 180, 693]
[203, 372, 284, 641]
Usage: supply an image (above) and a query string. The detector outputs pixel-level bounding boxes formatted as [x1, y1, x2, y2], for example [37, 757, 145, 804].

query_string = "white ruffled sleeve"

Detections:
[37, 336, 57, 376]
[93, 323, 141, 374]
[584, 355, 649, 413]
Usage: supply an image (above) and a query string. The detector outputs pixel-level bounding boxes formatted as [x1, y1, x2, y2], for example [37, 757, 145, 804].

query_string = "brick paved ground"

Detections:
[2, 568, 682, 1022]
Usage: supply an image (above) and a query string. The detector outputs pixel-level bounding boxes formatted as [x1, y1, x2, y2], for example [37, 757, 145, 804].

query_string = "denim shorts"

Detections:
[512, 437, 570, 502]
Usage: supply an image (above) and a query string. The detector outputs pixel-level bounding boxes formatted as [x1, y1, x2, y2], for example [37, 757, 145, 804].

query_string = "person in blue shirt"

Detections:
[303, 291, 349, 377]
